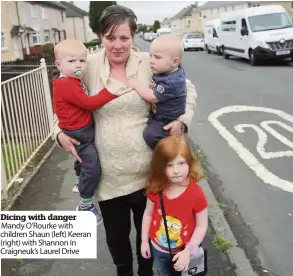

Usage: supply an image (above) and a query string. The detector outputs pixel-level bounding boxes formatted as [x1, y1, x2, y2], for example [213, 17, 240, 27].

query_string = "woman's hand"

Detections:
[57, 132, 82, 163]
[163, 120, 185, 136]
[141, 241, 151, 259]
[172, 248, 191, 271]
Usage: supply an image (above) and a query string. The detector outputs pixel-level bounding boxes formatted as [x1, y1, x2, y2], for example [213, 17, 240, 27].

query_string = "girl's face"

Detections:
[101, 23, 133, 65]
[165, 155, 189, 184]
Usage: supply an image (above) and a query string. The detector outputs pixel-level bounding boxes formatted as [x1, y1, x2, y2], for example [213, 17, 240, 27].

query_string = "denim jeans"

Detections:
[151, 244, 181, 276]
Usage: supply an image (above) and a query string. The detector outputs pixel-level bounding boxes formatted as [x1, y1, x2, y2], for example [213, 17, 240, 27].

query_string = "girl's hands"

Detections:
[141, 241, 151, 259]
[172, 248, 191, 271]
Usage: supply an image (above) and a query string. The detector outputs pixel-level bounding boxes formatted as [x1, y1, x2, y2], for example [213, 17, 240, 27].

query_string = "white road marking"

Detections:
[208, 105, 293, 193]
[235, 121, 293, 159]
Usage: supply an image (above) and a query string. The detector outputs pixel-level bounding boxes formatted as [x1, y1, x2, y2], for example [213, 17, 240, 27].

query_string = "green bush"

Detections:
[83, 41, 101, 48]
[42, 43, 54, 53]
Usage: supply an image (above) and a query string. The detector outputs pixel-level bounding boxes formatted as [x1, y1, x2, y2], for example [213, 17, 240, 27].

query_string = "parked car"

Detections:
[157, 28, 172, 37]
[182, 33, 205, 51]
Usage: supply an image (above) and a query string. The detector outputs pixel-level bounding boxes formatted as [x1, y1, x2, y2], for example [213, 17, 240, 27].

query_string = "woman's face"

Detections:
[102, 23, 133, 64]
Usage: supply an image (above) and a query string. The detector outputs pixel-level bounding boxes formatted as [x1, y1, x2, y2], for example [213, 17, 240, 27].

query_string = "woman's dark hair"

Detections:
[99, 5, 137, 38]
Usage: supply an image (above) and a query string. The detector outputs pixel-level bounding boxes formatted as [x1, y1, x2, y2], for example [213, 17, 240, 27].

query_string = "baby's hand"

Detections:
[127, 78, 139, 89]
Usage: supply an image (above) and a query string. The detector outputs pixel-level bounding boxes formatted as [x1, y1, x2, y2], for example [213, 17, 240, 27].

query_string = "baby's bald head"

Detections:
[151, 34, 183, 60]
[54, 39, 87, 60]
[149, 34, 183, 74]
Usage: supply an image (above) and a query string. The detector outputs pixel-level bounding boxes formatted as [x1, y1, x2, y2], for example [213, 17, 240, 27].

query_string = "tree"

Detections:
[137, 24, 147, 33]
[152, 20, 161, 33]
[89, 1, 117, 35]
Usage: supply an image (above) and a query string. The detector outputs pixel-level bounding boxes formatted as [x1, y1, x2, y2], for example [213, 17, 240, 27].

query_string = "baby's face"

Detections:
[149, 41, 178, 74]
[55, 49, 87, 79]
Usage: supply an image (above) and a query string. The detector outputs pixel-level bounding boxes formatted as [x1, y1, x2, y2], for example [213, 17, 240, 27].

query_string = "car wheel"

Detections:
[200, 48, 204, 51]
[216, 46, 221, 55]
[206, 45, 211, 54]
[223, 47, 230, 59]
[249, 49, 258, 66]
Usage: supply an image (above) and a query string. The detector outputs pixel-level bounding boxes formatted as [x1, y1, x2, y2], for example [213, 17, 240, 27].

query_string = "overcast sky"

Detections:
[73, 1, 205, 25]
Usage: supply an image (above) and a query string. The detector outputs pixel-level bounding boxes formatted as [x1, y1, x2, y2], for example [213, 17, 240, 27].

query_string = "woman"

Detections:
[54, 5, 197, 276]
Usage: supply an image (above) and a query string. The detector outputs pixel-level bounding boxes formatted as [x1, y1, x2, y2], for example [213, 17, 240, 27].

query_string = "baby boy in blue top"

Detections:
[127, 34, 187, 150]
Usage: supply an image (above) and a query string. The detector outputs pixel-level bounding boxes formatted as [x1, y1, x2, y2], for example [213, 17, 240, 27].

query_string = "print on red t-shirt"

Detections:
[147, 179, 208, 252]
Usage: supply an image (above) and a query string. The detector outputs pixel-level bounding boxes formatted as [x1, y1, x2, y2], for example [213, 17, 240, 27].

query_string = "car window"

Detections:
[186, 34, 202, 39]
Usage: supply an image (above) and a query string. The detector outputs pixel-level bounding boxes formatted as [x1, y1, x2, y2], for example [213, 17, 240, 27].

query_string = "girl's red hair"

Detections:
[146, 135, 202, 195]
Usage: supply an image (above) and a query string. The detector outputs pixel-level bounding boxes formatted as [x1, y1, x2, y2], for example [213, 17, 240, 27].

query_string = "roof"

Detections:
[60, 1, 88, 17]
[31, 1, 67, 10]
[170, 4, 197, 20]
[197, 1, 248, 11]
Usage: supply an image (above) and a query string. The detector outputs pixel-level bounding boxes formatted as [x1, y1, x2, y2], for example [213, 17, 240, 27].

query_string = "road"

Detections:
[135, 37, 293, 276]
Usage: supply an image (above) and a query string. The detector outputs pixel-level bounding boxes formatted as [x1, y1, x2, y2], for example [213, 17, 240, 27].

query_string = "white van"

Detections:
[143, 32, 156, 42]
[156, 28, 172, 37]
[219, 5, 293, 65]
[204, 19, 222, 55]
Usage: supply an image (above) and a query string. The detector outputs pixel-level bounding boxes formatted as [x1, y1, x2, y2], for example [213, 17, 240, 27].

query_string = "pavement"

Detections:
[1, 147, 236, 276]
[135, 38, 293, 276]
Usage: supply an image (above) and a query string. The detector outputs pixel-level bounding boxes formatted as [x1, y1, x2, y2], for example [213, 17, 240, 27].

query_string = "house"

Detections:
[60, 1, 97, 42]
[168, 4, 198, 37]
[191, 1, 293, 33]
[16, 1, 67, 56]
[160, 18, 171, 29]
[1, 1, 24, 62]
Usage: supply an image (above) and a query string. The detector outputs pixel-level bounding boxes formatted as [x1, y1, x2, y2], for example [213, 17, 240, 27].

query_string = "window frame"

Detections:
[44, 30, 50, 43]
[30, 4, 38, 18]
[31, 32, 41, 45]
[42, 7, 47, 19]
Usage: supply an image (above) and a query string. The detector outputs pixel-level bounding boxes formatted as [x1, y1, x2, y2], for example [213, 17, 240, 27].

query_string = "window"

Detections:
[248, 12, 292, 32]
[232, 5, 235, 11]
[221, 20, 237, 32]
[30, 4, 38, 18]
[42, 7, 47, 19]
[188, 20, 191, 24]
[1, 31, 6, 50]
[213, 28, 218, 38]
[241, 19, 248, 29]
[186, 34, 202, 39]
[291, 1, 293, 9]
[61, 12, 64, 22]
[32, 32, 41, 45]
[199, 12, 202, 17]
[44, 30, 50, 43]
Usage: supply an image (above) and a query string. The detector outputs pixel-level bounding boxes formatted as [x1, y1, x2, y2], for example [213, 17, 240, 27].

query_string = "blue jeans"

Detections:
[151, 244, 180, 276]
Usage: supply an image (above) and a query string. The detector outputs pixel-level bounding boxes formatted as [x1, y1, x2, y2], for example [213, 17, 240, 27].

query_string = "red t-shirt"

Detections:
[147, 179, 208, 252]
[53, 78, 117, 130]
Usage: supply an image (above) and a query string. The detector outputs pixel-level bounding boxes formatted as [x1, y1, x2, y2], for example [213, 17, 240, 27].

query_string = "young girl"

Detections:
[141, 135, 208, 276]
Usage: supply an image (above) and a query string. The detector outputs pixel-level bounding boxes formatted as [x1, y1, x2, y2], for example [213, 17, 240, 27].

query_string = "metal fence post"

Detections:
[1, 155, 8, 199]
[40, 58, 54, 137]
